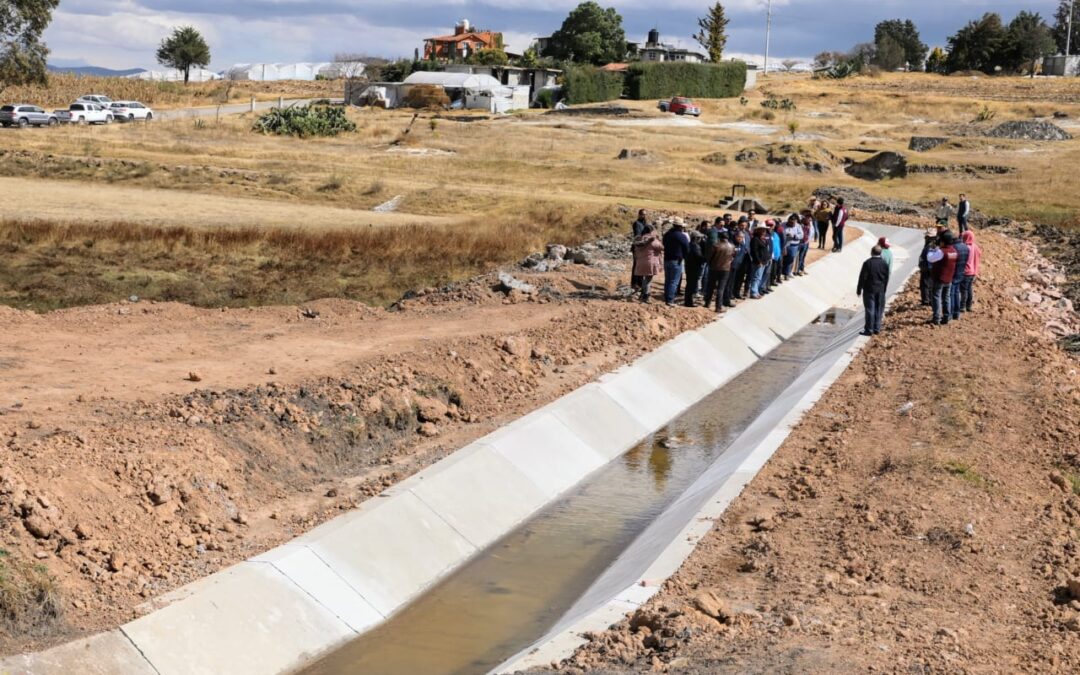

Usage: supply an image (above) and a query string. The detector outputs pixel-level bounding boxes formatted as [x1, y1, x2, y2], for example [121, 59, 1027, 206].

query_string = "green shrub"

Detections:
[761, 95, 796, 111]
[252, 104, 357, 138]
[625, 61, 746, 100]
[563, 66, 623, 104]
[535, 88, 558, 109]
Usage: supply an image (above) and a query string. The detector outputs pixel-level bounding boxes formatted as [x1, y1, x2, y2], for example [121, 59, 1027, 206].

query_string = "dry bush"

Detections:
[0, 549, 64, 644]
[402, 85, 450, 110]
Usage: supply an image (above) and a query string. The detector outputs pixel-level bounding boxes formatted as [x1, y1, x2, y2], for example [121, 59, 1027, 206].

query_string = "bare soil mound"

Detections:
[734, 143, 840, 173]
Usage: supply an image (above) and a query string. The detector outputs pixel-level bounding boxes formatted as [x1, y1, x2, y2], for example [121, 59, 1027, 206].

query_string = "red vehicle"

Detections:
[658, 96, 701, 117]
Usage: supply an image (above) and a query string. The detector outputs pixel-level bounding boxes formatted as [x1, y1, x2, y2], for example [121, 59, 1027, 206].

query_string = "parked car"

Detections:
[0, 104, 58, 128]
[658, 97, 702, 117]
[109, 101, 154, 122]
[77, 94, 113, 107]
[55, 102, 114, 125]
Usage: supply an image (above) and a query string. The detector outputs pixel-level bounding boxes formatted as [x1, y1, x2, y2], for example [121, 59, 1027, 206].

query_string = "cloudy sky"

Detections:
[46, 0, 1065, 71]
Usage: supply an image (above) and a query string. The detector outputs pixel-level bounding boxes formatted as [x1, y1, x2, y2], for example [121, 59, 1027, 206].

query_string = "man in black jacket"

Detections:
[957, 194, 971, 233]
[857, 245, 891, 336]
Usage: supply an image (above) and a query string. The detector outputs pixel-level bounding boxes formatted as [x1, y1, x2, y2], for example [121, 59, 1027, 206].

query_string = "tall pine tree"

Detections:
[694, 2, 730, 62]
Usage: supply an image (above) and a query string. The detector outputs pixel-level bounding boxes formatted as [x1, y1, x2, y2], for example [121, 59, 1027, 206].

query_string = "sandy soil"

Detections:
[0, 177, 452, 229]
[529, 231, 1080, 674]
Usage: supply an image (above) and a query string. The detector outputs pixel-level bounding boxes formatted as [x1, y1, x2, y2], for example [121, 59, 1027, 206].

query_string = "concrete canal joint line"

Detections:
[2, 224, 922, 675]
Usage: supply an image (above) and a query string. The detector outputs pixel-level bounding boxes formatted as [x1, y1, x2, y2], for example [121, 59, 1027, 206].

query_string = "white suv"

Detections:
[109, 101, 154, 122]
[77, 94, 113, 107]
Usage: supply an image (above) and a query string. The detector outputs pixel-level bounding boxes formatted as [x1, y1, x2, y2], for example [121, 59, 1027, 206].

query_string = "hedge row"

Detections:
[626, 61, 747, 100]
[563, 66, 624, 104]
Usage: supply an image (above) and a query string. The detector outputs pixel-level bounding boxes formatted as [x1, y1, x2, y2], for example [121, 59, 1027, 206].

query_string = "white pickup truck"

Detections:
[55, 102, 114, 125]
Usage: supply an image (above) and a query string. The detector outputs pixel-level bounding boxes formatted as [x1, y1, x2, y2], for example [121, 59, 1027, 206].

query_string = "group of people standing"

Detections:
[920, 227, 983, 326]
[629, 198, 851, 313]
[629, 194, 986, 338]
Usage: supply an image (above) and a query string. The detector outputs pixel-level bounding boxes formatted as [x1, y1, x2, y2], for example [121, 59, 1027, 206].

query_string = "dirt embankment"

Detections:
[0, 232, 718, 656]
[530, 230, 1080, 674]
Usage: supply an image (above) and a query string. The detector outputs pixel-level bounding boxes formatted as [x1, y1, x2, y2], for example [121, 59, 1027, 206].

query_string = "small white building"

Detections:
[402, 71, 529, 112]
[638, 28, 707, 63]
[1043, 54, 1080, 76]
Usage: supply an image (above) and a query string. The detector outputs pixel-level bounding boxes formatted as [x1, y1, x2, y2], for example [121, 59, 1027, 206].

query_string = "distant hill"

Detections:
[47, 65, 147, 78]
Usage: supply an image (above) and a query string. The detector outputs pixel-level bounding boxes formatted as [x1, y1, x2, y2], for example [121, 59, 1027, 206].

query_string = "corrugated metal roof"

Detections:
[403, 72, 504, 89]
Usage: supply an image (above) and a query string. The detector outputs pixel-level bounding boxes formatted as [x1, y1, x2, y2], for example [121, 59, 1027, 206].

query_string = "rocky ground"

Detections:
[526, 227, 1080, 674]
[0, 223, 723, 655]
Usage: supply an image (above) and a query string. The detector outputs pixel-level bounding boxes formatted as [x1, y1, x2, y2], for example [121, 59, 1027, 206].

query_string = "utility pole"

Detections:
[764, 0, 773, 74]
[1068, 0, 1075, 58]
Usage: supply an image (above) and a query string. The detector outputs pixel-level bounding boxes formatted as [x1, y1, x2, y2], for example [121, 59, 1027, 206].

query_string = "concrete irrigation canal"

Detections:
[1, 223, 922, 675]
[300, 310, 857, 675]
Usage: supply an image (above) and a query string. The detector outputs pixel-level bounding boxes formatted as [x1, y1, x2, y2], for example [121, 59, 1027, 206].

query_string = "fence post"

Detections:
[278, 96, 283, 109]
[250, 97, 256, 113]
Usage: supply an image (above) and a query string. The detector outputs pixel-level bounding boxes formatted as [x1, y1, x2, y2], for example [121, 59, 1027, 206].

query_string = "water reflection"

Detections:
[301, 318, 849, 675]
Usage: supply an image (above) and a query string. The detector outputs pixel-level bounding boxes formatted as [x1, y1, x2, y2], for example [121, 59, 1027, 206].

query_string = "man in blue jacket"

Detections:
[662, 219, 690, 306]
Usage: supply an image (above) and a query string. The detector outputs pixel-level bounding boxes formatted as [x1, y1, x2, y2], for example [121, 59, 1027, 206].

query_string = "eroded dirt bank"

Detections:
[526, 230, 1080, 674]
[0, 235, 721, 655]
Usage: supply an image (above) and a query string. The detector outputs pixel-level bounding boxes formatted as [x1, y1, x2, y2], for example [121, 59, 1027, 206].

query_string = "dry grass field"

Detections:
[2, 73, 341, 110]
[2, 71, 1079, 310]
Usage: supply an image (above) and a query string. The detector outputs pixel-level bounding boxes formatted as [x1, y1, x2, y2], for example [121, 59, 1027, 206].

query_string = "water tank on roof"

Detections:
[648, 28, 660, 46]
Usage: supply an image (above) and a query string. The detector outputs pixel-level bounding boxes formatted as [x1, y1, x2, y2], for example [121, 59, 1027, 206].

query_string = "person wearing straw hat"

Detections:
[662, 218, 690, 306]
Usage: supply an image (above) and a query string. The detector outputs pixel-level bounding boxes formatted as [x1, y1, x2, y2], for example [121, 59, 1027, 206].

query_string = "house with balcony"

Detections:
[424, 20, 503, 62]
[638, 28, 707, 63]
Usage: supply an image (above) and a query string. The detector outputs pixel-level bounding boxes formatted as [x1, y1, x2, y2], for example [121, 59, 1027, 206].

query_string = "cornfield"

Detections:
[1, 73, 343, 110]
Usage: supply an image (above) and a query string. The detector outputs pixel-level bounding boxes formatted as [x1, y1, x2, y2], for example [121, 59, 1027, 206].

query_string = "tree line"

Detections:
[818, 2, 1079, 77]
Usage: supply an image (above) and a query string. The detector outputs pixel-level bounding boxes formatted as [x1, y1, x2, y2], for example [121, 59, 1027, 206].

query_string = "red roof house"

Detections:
[424, 20, 502, 61]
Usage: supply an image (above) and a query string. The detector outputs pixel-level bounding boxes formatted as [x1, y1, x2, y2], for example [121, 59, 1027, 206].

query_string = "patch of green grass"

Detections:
[1066, 472, 1080, 496]
[943, 460, 986, 486]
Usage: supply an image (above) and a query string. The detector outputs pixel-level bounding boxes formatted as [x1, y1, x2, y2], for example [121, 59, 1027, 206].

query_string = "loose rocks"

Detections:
[984, 120, 1072, 141]
[496, 273, 536, 296]
[844, 151, 908, 181]
[909, 136, 948, 152]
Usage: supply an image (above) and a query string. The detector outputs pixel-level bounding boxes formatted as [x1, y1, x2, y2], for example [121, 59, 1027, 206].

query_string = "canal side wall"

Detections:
[3, 226, 897, 675]
[499, 223, 924, 672]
